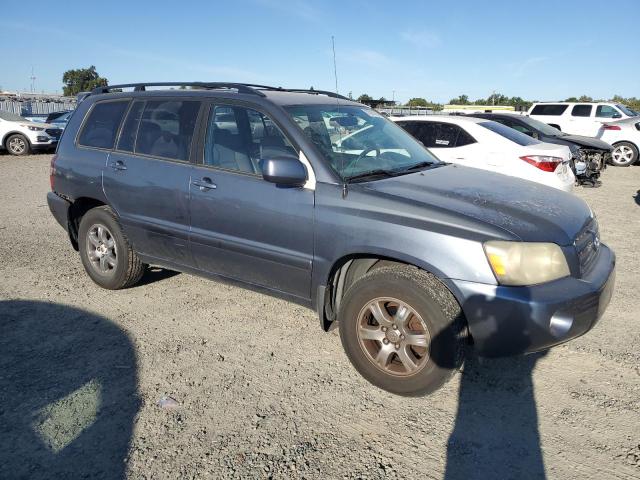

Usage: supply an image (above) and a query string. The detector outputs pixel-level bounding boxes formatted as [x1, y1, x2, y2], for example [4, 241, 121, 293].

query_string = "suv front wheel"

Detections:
[6, 134, 31, 156]
[78, 206, 146, 289]
[338, 264, 466, 396]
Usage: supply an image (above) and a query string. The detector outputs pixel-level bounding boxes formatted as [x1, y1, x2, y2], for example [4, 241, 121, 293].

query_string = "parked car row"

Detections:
[47, 82, 616, 396]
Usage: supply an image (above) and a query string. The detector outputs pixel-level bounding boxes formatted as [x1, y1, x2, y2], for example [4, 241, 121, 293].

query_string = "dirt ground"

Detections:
[0, 153, 639, 480]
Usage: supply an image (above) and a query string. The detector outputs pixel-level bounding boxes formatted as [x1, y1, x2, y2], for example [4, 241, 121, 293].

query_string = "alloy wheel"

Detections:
[356, 297, 431, 376]
[8, 137, 26, 154]
[612, 145, 635, 165]
[86, 224, 117, 274]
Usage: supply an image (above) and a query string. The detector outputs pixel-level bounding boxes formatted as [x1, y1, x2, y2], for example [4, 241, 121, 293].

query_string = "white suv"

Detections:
[528, 102, 639, 137]
[0, 110, 62, 156]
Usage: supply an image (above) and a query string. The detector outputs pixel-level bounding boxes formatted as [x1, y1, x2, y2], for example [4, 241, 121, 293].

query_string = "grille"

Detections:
[45, 128, 62, 137]
[574, 217, 600, 275]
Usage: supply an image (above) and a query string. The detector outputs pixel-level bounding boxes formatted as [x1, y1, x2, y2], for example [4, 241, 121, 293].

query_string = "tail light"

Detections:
[603, 125, 621, 131]
[520, 155, 563, 172]
[49, 154, 58, 191]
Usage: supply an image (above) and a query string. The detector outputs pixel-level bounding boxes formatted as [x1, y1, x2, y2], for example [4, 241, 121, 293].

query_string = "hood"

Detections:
[360, 164, 591, 245]
[549, 134, 613, 151]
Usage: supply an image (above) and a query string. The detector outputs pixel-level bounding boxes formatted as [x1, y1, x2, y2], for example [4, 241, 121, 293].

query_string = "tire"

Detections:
[338, 264, 466, 396]
[78, 206, 146, 289]
[610, 142, 638, 167]
[5, 134, 31, 156]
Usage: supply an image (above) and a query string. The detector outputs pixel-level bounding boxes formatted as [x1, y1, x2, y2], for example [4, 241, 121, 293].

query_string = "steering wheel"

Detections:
[351, 146, 381, 170]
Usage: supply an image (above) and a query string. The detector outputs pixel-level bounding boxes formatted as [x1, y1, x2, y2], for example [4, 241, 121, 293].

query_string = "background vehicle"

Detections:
[48, 82, 614, 396]
[0, 110, 62, 155]
[393, 115, 575, 191]
[597, 117, 640, 166]
[528, 102, 639, 136]
[469, 112, 611, 186]
[46, 110, 74, 130]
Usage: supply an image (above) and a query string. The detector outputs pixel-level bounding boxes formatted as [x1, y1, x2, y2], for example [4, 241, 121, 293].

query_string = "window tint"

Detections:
[571, 104, 592, 117]
[78, 100, 129, 149]
[500, 119, 534, 136]
[530, 104, 569, 116]
[204, 105, 296, 174]
[595, 105, 619, 118]
[117, 101, 144, 152]
[400, 122, 475, 148]
[135, 100, 200, 161]
[479, 121, 540, 146]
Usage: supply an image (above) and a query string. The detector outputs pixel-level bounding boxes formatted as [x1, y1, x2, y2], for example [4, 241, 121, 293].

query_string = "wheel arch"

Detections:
[2, 131, 32, 149]
[67, 197, 107, 250]
[317, 253, 466, 333]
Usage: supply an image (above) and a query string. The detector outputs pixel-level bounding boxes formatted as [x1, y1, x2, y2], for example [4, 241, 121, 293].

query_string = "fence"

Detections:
[0, 99, 76, 117]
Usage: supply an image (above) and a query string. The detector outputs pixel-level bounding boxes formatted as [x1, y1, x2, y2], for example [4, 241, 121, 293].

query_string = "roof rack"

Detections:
[89, 82, 352, 101]
[90, 82, 266, 96]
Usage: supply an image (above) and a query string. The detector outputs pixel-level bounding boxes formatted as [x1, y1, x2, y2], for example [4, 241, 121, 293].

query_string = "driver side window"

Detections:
[595, 105, 619, 118]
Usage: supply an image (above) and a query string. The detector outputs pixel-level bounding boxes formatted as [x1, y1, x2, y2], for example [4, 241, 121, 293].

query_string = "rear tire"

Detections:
[610, 142, 638, 167]
[6, 134, 30, 156]
[338, 264, 466, 396]
[78, 206, 146, 289]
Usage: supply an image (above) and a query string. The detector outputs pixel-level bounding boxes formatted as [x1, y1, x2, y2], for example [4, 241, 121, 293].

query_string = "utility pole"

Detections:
[30, 67, 36, 93]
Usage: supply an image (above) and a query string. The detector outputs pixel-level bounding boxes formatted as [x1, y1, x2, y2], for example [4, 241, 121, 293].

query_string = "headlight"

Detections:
[22, 125, 44, 131]
[484, 241, 570, 286]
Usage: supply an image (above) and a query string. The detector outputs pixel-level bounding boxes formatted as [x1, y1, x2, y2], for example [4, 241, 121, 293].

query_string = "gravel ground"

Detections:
[0, 153, 639, 479]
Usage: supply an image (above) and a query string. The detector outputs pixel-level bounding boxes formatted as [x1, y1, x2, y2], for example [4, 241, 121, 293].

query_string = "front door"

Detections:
[189, 103, 315, 300]
[102, 98, 201, 266]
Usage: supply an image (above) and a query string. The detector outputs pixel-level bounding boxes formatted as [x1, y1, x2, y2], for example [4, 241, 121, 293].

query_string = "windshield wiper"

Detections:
[396, 161, 437, 173]
[345, 169, 396, 183]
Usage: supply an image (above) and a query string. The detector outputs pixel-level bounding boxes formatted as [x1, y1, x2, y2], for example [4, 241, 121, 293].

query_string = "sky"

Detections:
[1, 0, 638, 103]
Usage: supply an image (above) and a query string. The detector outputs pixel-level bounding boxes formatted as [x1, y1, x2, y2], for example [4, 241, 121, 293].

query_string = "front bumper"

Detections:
[451, 244, 615, 357]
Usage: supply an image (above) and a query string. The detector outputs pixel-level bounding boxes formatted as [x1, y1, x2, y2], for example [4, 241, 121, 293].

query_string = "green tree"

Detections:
[62, 66, 108, 96]
[449, 94, 470, 105]
[357, 93, 373, 103]
[407, 97, 428, 107]
[578, 95, 593, 102]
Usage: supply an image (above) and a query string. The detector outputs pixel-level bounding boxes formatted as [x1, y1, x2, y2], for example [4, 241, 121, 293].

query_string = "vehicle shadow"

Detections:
[136, 266, 180, 287]
[634, 190, 639, 207]
[442, 292, 548, 480]
[0, 300, 139, 479]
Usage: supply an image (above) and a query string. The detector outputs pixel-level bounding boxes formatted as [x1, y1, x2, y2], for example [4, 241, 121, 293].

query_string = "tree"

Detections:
[449, 94, 470, 105]
[578, 95, 593, 102]
[357, 93, 373, 103]
[407, 97, 428, 107]
[62, 66, 108, 96]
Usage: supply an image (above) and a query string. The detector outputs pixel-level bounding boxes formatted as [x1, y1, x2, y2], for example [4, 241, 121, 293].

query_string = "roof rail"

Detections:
[241, 83, 351, 101]
[90, 82, 266, 96]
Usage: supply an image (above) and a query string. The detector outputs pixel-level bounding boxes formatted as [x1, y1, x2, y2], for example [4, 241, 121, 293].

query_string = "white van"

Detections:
[528, 102, 639, 137]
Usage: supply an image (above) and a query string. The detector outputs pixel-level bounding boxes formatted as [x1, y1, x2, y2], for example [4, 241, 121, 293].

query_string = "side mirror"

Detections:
[261, 155, 307, 187]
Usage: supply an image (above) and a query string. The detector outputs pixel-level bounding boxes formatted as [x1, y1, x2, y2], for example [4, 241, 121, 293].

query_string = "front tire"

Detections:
[338, 264, 466, 396]
[6, 134, 31, 156]
[610, 142, 638, 167]
[78, 206, 145, 289]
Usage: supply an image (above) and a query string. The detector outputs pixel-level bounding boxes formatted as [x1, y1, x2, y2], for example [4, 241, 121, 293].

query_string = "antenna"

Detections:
[332, 35, 347, 196]
[331, 36, 339, 97]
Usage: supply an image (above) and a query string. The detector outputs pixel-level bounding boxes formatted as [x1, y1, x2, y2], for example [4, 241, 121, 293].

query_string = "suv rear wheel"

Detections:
[338, 264, 466, 396]
[610, 142, 638, 167]
[6, 134, 30, 156]
[78, 206, 146, 289]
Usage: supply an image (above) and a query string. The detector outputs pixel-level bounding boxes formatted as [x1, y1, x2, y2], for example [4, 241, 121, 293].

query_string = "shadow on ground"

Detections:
[136, 267, 180, 287]
[634, 190, 639, 207]
[0, 300, 139, 479]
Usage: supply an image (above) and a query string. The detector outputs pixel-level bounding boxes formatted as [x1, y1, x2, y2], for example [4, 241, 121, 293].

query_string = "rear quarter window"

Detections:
[530, 104, 569, 116]
[78, 100, 130, 149]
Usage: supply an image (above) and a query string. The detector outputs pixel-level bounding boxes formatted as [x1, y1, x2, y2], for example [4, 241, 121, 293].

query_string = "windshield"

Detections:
[285, 104, 440, 181]
[519, 116, 564, 136]
[0, 110, 29, 122]
[479, 121, 541, 146]
[616, 104, 638, 117]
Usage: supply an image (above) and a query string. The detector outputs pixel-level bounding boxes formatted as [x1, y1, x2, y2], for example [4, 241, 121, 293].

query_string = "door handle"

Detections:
[192, 177, 216, 191]
[109, 160, 127, 171]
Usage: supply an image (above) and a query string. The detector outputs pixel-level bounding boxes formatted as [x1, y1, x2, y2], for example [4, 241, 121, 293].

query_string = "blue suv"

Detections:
[48, 82, 615, 395]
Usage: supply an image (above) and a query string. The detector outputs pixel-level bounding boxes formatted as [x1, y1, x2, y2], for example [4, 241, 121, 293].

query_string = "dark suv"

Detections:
[48, 82, 616, 396]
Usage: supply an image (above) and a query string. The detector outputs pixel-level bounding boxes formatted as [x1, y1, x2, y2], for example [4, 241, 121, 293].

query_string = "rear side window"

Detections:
[400, 122, 475, 148]
[135, 100, 200, 161]
[479, 121, 540, 146]
[571, 105, 592, 117]
[530, 104, 569, 116]
[595, 105, 619, 118]
[78, 100, 129, 149]
[117, 101, 144, 152]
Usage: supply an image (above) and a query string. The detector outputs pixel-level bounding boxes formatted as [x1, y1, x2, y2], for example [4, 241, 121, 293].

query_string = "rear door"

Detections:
[103, 98, 201, 267]
[189, 102, 314, 300]
[567, 104, 595, 136]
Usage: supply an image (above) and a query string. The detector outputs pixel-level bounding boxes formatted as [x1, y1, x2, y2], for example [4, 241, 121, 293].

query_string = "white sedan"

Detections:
[392, 115, 575, 192]
[596, 117, 640, 166]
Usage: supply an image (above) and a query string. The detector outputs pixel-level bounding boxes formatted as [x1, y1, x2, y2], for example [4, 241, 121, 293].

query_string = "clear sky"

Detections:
[2, 0, 638, 102]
